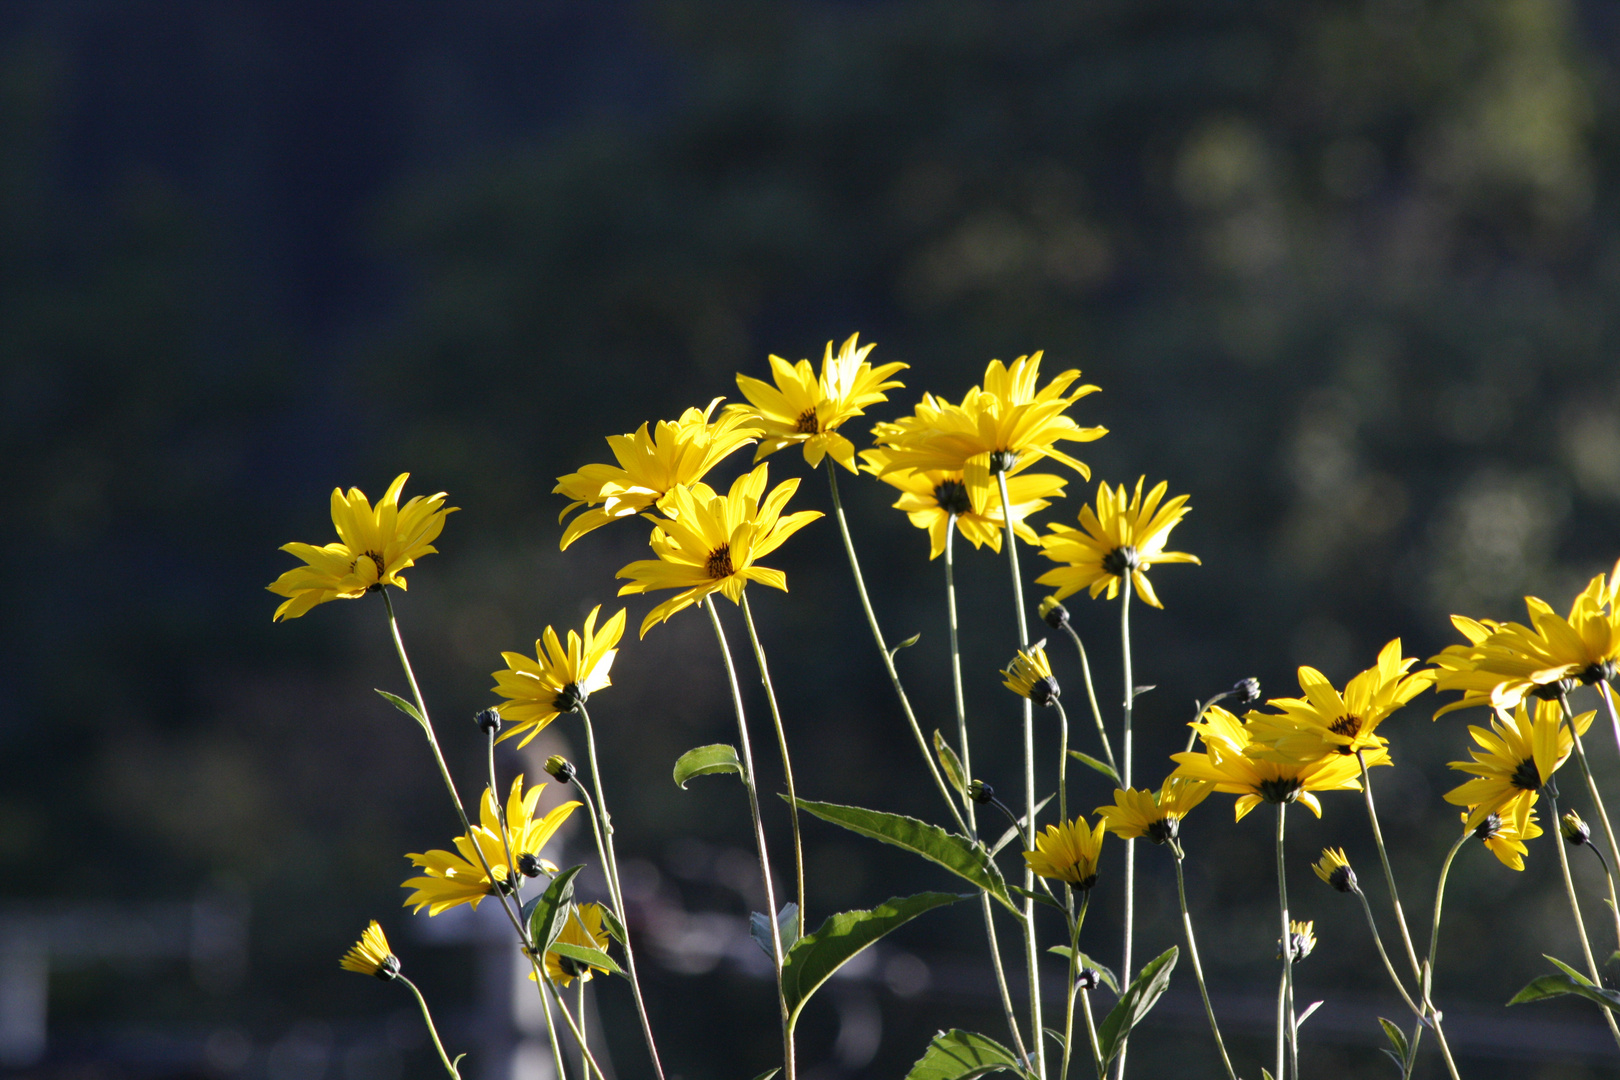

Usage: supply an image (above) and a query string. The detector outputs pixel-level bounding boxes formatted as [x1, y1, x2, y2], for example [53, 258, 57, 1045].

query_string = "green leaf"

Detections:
[673, 744, 743, 789]
[902, 1029, 1025, 1080]
[782, 892, 965, 1027]
[526, 865, 583, 953]
[988, 794, 1055, 857]
[1261, 1070, 1276, 1080]
[1048, 945, 1073, 960]
[1296, 1000, 1324, 1028]
[1067, 751, 1120, 786]
[375, 689, 428, 731]
[1546, 954, 1595, 986]
[891, 632, 922, 656]
[1041, 1028, 1066, 1051]
[750, 903, 800, 958]
[934, 731, 967, 798]
[791, 798, 1017, 913]
[751, 1071, 780, 1080]
[599, 905, 627, 946]
[1007, 884, 1067, 913]
[1377, 1017, 1408, 1062]
[1077, 953, 1120, 995]
[548, 942, 625, 977]
[1097, 947, 1178, 1065]
[1131, 684, 1157, 700]
[1508, 972, 1620, 1010]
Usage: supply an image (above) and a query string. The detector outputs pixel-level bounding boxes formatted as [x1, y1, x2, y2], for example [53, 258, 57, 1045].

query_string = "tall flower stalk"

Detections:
[740, 592, 807, 923]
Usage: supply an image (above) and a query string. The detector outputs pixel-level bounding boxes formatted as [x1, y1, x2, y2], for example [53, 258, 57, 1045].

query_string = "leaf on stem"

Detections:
[1007, 884, 1067, 913]
[890, 633, 922, 658]
[1376, 1017, 1408, 1062]
[673, 744, 743, 789]
[1067, 750, 1119, 786]
[750, 1071, 780, 1080]
[934, 731, 967, 798]
[549, 942, 625, 977]
[901, 1029, 1026, 1080]
[1509, 956, 1620, 1010]
[599, 905, 627, 946]
[1296, 1000, 1324, 1028]
[1096, 946, 1178, 1065]
[750, 903, 800, 958]
[375, 689, 429, 733]
[987, 794, 1055, 857]
[526, 865, 583, 953]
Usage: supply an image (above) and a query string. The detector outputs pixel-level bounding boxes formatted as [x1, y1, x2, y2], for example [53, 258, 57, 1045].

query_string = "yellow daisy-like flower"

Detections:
[857, 448, 1067, 560]
[1023, 816, 1107, 889]
[1034, 477, 1199, 609]
[268, 473, 456, 621]
[615, 463, 822, 637]
[1095, 778, 1214, 844]
[1244, 639, 1435, 763]
[1169, 706, 1384, 822]
[340, 920, 400, 980]
[403, 776, 579, 915]
[872, 353, 1106, 479]
[553, 399, 760, 551]
[491, 606, 627, 749]
[1442, 699, 1592, 833]
[1280, 920, 1316, 962]
[1312, 848, 1356, 892]
[541, 903, 615, 988]
[724, 333, 907, 473]
[1471, 807, 1544, 871]
[1001, 645, 1060, 706]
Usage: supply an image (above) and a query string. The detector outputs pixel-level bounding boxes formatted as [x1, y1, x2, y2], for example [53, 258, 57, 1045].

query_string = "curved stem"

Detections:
[1355, 751, 1423, 982]
[1276, 802, 1292, 1080]
[1174, 851, 1237, 1080]
[542, 972, 610, 1080]
[1353, 886, 1422, 1019]
[1548, 789, 1620, 1051]
[1417, 830, 1466, 1080]
[1560, 695, 1620, 951]
[1061, 891, 1091, 1080]
[1080, 990, 1103, 1080]
[1600, 680, 1620, 758]
[741, 592, 807, 925]
[1059, 623, 1117, 778]
[1114, 586, 1135, 1080]
[826, 466, 969, 834]
[397, 975, 462, 1080]
[1056, 699, 1071, 826]
[487, 731, 521, 892]
[706, 597, 794, 1080]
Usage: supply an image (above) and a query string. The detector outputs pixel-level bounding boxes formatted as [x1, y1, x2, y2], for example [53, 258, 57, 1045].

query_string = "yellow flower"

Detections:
[615, 464, 822, 636]
[1095, 778, 1213, 843]
[872, 354, 1106, 478]
[1023, 816, 1107, 888]
[1312, 848, 1356, 893]
[1471, 807, 1544, 871]
[403, 776, 579, 915]
[268, 473, 456, 621]
[1280, 920, 1316, 962]
[542, 903, 615, 987]
[1001, 645, 1060, 706]
[1244, 639, 1434, 763]
[1169, 706, 1383, 821]
[858, 447, 1067, 560]
[725, 333, 907, 473]
[491, 606, 627, 749]
[1442, 699, 1592, 833]
[553, 399, 760, 551]
[1431, 562, 1620, 717]
[340, 920, 400, 980]
[1034, 477, 1199, 609]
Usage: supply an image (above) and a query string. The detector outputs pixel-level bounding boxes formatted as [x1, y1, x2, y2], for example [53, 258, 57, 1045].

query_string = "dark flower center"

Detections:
[794, 408, 820, 434]
[1582, 661, 1618, 685]
[1510, 757, 1542, 791]
[552, 682, 586, 713]
[1328, 865, 1356, 893]
[706, 544, 735, 579]
[934, 479, 972, 516]
[1532, 678, 1578, 701]
[988, 450, 1019, 473]
[518, 853, 546, 878]
[352, 551, 386, 590]
[1147, 817, 1178, 845]
[1258, 776, 1303, 804]
[1474, 812, 1503, 841]
[1074, 872, 1098, 892]
[1328, 715, 1362, 751]
[1029, 676, 1060, 707]
[1102, 546, 1141, 576]
[557, 954, 587, 978]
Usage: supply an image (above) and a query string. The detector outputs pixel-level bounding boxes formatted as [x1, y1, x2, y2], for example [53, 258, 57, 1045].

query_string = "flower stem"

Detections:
[706, 597, 794, 1080]
[826, 464, 968, 834]
[995, 467, 1046, 1080]
[1060, 890, 1091, 1080]
[1547, 789, 1620, 1052]
[741, 592, 807, 926]
[1355, 751, 1423, 981]
[397, 975, 463, 1080]
[1417, 830, 1466, 1080]
[1114, 585, 1136, 1080]
[1600, 679, 1620, 758]
[1173, 849, 1237, 1080]
[1080, 989, 1103, 1080]
[577, 980, 588, 1080]
[1057, 623, 1117, 778]
[1352, 884, 1422, 1020]
[1560, 694, 1620, 950]
[1275, 802, 1293, 1080]
[486, 731, 521, 890]
[542, 971, 611, 1080]
[1055, 699, 1071, 825]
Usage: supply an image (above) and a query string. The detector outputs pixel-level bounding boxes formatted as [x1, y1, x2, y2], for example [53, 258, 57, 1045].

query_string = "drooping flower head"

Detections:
[858, 447, 1066, 560]
[1035, 477, 1199, 609]
[543, 903, 615, 987]
[1280, 920, 1316, 962]
[1472, 807, 1544, 871]
[1443, 699, 1592, 833]
[1169, 706, 1383, 822]
[725, 333, 907, 472]
[1312, 848, 1356, 893]
[403, 776, 579, 915]
[873, 354, 1106, 478]
[1095, 778, 1214, 844]
[1244, 639, 1435, 763]
[1023, 816, 1107, 889]
[340, 921, 400, 980]
[491, 606, 627, 748]
[616, 464, 822, 636]
[553, 399, 761, 550]
[1001, 644, 1060, 706]
[269, 474, 456, 621]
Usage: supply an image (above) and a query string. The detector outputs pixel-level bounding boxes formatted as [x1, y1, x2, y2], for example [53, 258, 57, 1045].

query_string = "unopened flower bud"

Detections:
[1312, 848, 1356, 894]
[518, 853, 547, 878]
[1076, 968, 1100, 991]
[475, 707, 502, 734]
[1231, 677, 1261, 705]
[545, 755, 577, 784]
[1562, 810, 1591, 847]
[968, 780, 995, 805]
[1278, 920, 1315, 962]
[1039, 596, 1070, 629]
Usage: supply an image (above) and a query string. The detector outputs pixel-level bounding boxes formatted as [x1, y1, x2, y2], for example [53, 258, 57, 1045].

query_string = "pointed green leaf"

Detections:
[988, 794, 1055, 857]
[934, 731, 967, 798]
[1041, 1028, 1066, 1051]
[548, 942, 625, 977]
[902, 1029, 1025, 1080]
[1097, 947, 1178, 1065]
[1377, 1018, 1408, 1062]
[751, 1071, 780, 1080]
[1131, 684, 1157, 700]
[673, 743, 743, 789]
[1048, 945, 1074, 960]
[375, 689, 428, 731]
[750, 903, 800, 958]
[1007, 884, 1068, 914]
[1508, 972, 1620, 1010]
[791, 798, 1016, 913]
[1296, 1000, 1324, 1028]
[1067, 750, 1120, 786]
[782, 892, 965, 1027]
[599, 905, 627, 946]
[1261, 1070, 1276, 1080]
[892, 632, 922, 654]
[1546, 954, 1595, 986]
[526, 865, 584, 953]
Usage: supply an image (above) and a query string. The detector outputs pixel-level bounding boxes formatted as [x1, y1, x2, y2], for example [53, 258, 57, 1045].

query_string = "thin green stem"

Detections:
[1600, 680, 1620, 758]
[1353, 885, 1421, 1019]
[538, 971, 570, 1080]
[1058, 623, 1117, 778]
[1355, 751, 1423, 982]
[542, 973, 610, 1080]
[706, 597, 794, 1080]
[1560, 694, 1620, 951]
[1547, 789, 1620, 1052]
[1183, 691, 1233, 755]
[1173, 850, 1237, 1080]
[1056, 699, 1071, 825]
[1114, 586, 1135, 1080]
[397, 975, 462, 1079]
[826, 466, 969, 834]
[741, 592, 807, 924]
[1276, 802, 1293, 1080]
[1060, 890, 1091, 1080]
[577, 980, 589, 1080]
[995, 468, 1046, 1080]
[1080, 990, 1103, 1080]
[1414, 829, 1466, 1080]
[486, 731, 521, 892]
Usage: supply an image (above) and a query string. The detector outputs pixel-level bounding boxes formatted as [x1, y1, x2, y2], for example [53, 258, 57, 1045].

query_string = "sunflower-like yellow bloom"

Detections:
[1244, 639, 1435, 763]
[872, 354, 1107, 478]
[1312, 848, 1356, 892]
[491, 606, 626, 749]
[1034, 477, 1199, 609]
[553, 399, 760, 551]
[857, 448, 1066, 560]
[1431, 562, 1620, 718]
[724, 333, 907, 473]
[1095, 778, 1213, 843]
[340, 920, 400, 980]
[1169, 706, 1383, 821]
[268, 474, 456, 621]
[403, 777, 579, 915]
[1001, 645, 1059, 705]
[1442, 699, 1592, 832]
[541, 903, 615, 987]
[1023, 816, 1106, 888]
[1472, 807, 1544, 871]
[616, 464, 822, 636]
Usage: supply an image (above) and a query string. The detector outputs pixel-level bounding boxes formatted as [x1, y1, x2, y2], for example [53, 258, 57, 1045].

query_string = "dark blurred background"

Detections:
[4, 1, 1620, 1078]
